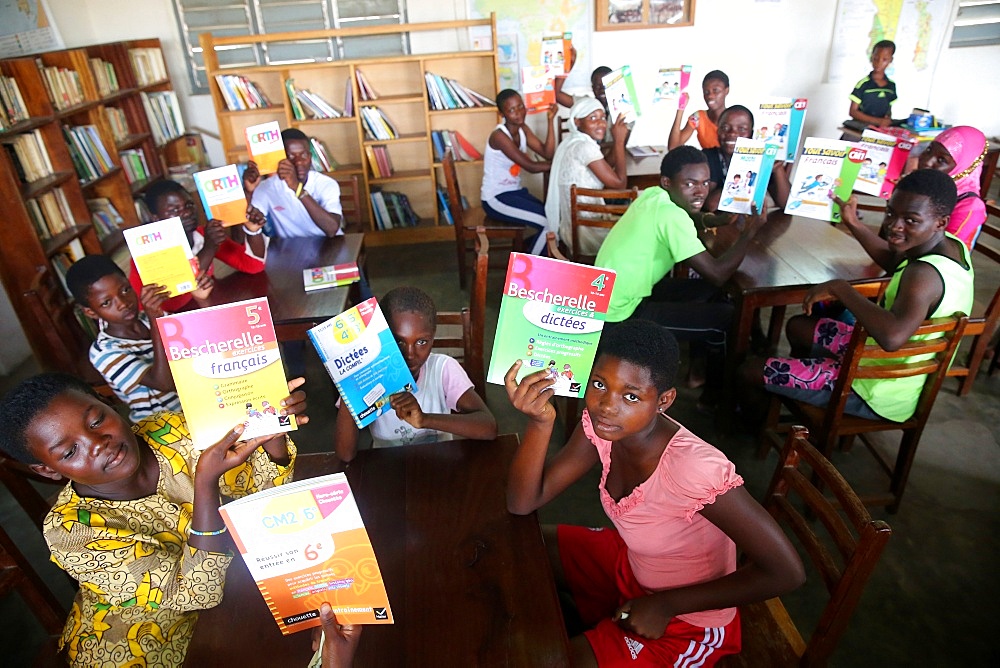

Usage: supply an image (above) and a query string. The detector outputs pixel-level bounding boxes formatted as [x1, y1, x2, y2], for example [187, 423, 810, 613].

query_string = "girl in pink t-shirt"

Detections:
[504, 321, 804, 667]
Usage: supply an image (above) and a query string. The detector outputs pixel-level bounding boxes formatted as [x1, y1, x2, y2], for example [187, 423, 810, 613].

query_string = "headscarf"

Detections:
[544, 97, 606, 237]
[934, 125, 988, 197]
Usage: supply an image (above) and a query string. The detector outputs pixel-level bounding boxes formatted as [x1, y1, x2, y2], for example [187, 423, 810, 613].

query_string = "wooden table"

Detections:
[205, 233, 366, 339]
[184, 435, 571, 667]
[625, 149, 666, 190]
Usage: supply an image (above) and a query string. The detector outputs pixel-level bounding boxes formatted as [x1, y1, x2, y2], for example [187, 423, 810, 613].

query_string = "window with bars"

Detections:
[950, 1, 1000, 47]
[172, 0, 409, 93]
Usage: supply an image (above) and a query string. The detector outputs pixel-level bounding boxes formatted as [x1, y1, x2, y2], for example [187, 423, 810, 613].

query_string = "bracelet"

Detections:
[189, 526, 228, 537]
[242, 224, 264, 236]
[294, 182, 304, 199]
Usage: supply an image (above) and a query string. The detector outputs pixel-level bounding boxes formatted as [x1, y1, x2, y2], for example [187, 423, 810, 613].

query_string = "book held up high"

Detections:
[303, 262, 361, 292]
[308, 297, 416, 429]
[194, 164, 247, 226]
[521, 65, 554, 113]
[718, 138, 779, 216]
[156, 297, 296, 448]
[219, 472, 393, 635]
[785, 137, 866, 224]
[651, 65, 692, 106]
[123, 216, 198, 297]
[540, 32, 572, 77]
[487, 254, 616, 398]
[244, 121, 285, 174]
[853, 129, 913, 199]
[602, 66, 641, 125]
[756, 97, 808, 161]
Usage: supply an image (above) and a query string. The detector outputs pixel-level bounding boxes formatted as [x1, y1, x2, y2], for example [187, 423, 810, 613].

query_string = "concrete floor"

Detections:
[2, 239, 998, 666]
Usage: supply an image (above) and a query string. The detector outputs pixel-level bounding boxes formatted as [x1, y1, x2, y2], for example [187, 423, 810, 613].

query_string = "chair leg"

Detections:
[887, 429, 923, 514]
[958, 334, 992, 396]
[456, 235, 469, 289]
[756, 395, 783, 459]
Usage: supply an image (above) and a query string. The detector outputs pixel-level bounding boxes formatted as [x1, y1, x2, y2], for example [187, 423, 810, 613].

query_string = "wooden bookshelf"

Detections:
[201, 15, 500, 245]
[0, 38, 188, 370]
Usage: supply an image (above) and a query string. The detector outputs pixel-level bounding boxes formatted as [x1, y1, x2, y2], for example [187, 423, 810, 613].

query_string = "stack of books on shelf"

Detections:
[129, 47, 168, 85]
[435, 186, 468, 226]
[140, 90, 185, 145]
[215, 74, 272, 111]
[370, 189, 419, 230]
[36, 62, 85, 111]
[119, 148, 152, 185]
[2, 130, 55, 184]
[309, 137, 336, 172]
[431, 130, 483, 162]
[134, 197, 154, 224]
[360, 107, 398, 141]
[365, 145, 393, 179]
[0, 75, 29, 129]
[89, 58, 120, 97]
[355, 70, 377, 101]
[26, 187, 75, 240]
[50, 238, 87, 295]
[87, 197, 124, 240]
[63, 124, 114, 182]
[424, 72, 495, 110]
[105, 106, 130, 143]
[285, 79, 345, 120]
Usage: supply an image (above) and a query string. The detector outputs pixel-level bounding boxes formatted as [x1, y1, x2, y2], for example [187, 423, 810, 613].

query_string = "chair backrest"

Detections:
[441, 149, 468, 229]
[335, 174, 363, 231]
[761, 426, 892, 666]
[569, 184, 639, 264]
[545, 232, 569, 261]
[975, 202, 1000, 266]
[22, 265, 95, 376]
[436, 228, 488, 399]
[979, 145, 998, 200]
[0, 519, 66, 636]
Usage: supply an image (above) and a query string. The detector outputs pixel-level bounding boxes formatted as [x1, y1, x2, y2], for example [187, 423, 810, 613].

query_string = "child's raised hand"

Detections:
[739, 202, 767, 237]
[191, 271, 215, 301]
[279, 376, 309, 425]
[312, 603, 361, 668]
[204, 219, 227, 248]
[831, 193, 860, 228]
[277, 158, 300, 191]
[610, 114, 630, 144]
[196, 424, 258, 481]
[244, 204, 266, 232]
[546, 103, 558, 122]
[389, 391, 425, 428]
[613, 595, 672, 640]
[677, 91, 689, 111]
[504, 360, 556, 423]
[139, 283, 170, 319]
[243, 160, 261, 195]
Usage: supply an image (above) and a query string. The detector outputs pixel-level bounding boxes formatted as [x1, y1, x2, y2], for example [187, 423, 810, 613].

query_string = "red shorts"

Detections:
[558, 524, 741, 667]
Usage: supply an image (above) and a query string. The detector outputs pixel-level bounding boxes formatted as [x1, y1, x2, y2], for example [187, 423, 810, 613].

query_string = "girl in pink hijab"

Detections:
[918, 125, 990, 249]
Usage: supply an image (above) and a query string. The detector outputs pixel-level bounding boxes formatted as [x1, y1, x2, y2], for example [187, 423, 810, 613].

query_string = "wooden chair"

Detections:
[335, 174, 363, 232]
[721, 426, 891, 668]
[568, 185, 639, 264]
[760, 313, 968, 513]
[442, 149, 524, 288]
[435, 228, 489, 400]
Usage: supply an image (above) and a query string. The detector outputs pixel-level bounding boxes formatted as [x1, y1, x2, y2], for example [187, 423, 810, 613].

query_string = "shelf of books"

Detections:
[0, 38, 191, 371]
[201, 15, 500, 245]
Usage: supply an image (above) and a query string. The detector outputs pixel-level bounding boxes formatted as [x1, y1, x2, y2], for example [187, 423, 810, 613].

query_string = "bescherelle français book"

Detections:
[487, 253, 616, 398]
[219, 472, 393, 635]
[854, 129, 913, 199]
[718, 138, 779, 216]
[302, 262, 361, 292]
[156, 296, 296, 448]
[307, 297, 416, 429]
[756, 97, 808, 162]
[785, 137, 866, 224]
[194, 163, 247, 226]
[123, 215, 198, 297]
[244, 120, 284, 174]
[602, 65, 641, 124]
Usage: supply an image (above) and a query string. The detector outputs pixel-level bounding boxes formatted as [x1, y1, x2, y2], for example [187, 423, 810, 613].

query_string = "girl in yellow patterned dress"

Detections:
[0, 373, 308, 667]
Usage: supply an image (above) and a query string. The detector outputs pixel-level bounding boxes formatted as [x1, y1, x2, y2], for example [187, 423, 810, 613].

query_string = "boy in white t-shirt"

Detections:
[334, 287, 497, 459]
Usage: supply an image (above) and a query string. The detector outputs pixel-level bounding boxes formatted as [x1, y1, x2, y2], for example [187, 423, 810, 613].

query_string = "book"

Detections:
[756, 97, 808, 162]
[487, 254, 616, 398]
[302, 262, 361, 292]
[285, 78, 306, 120]
[123, 216, 199, 297]
[520, 65, 554, 113]
[627, 145, 661, 158]
[156, 297, 297, 447]
[194, 164, 247, 226]
[541, 32, 572, 77]
[854, 129, 913, 199]
[307, 297, 417, 429]
[245, 121, 284, 175]
[718, 138, 779, 215]
[602, 66, 641, 125]
[651, 65, 692, 106]
[218, 472, 393, 634]
[452, 131, 483, 161]
[785, 138, 866, 223]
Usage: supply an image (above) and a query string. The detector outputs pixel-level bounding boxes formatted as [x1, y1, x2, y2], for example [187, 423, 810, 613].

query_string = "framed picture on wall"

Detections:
[596, 0, 696, 31]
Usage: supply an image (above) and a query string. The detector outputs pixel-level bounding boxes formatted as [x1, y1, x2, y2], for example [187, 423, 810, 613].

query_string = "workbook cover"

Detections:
[785, 137, 866, 224]
[718, 138, 779, 215]
[854, 129, 914, 198]
[245, 120, 285, 174]
[194, 164, 247, 226]
[156, 297, 296, 448]
[521, 65, 554, 112]
[307, 297, 416, 429]
[487, 253, 616, 398]
[651, 65, 692, 106]
[756, 97, 808, 161]
[602, 66, 641, 125]
[123, 216, 198, 297]
[302, 262, 361, 292]
[540, 32, 572, 77]
[219, 472, 393, 635]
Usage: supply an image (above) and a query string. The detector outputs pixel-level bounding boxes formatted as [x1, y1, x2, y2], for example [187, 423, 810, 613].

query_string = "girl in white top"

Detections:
[334, 287, 497, 458]
[545, 97, 630, 258]
[481, 90, 557, 254]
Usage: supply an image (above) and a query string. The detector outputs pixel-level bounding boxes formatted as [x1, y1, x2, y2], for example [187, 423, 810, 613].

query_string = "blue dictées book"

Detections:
[307, 297, 416, 429]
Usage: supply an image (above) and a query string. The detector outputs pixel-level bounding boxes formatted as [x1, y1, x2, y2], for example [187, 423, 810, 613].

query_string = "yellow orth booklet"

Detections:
[123, 216, 198, 297]
[245, 120, 285, 174]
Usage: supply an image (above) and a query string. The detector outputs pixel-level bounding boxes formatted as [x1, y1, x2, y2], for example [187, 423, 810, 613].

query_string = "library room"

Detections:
[0, 0, 997, 666]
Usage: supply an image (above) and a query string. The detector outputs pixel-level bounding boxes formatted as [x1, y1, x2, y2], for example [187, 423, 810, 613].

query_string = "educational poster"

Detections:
[0, 0, 63, 58]
[488, 253, 615, 398]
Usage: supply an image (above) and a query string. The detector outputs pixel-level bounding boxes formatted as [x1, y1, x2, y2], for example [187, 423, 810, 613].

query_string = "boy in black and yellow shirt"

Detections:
[848, 39, 897, 128]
